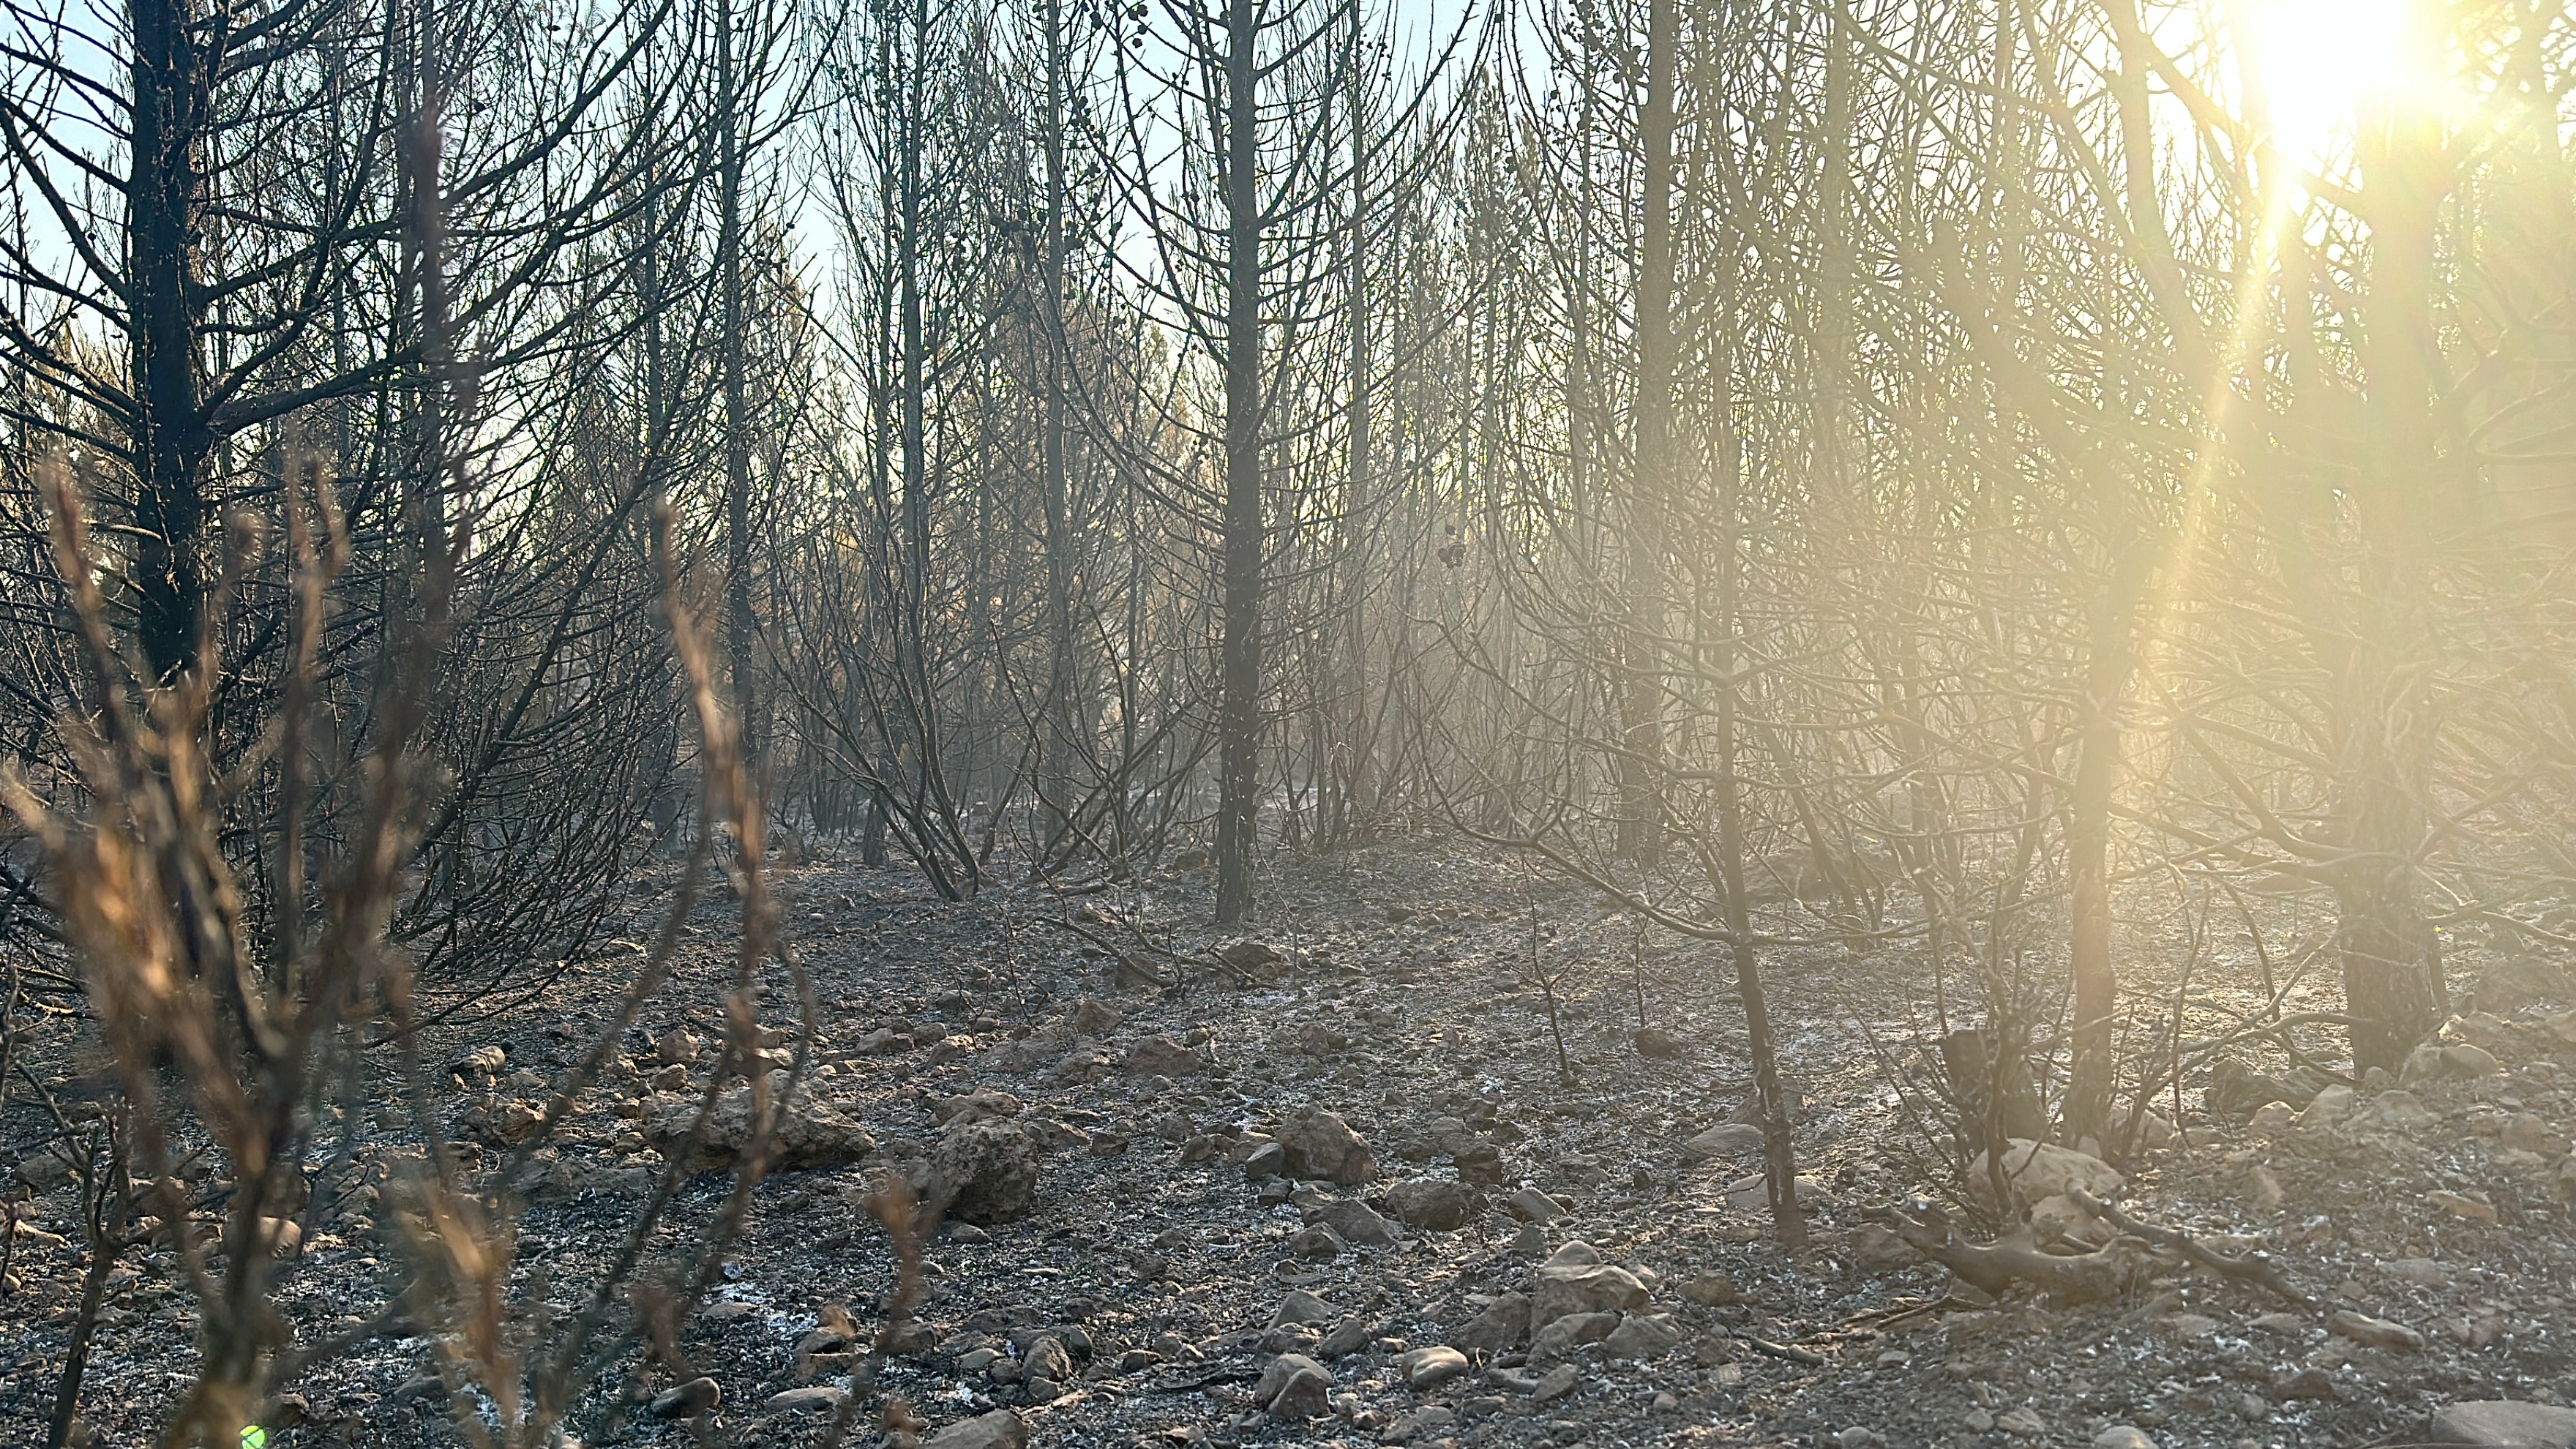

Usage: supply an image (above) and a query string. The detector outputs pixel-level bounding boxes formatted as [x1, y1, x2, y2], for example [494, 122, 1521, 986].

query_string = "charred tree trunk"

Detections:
[1213, 0, 1265, 924]
[128, 0, 217, 682]
[717, 0, 763, 776]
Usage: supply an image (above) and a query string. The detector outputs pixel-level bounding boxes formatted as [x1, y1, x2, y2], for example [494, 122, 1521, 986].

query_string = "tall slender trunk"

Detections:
[717, 0, 762, 775]
[2334, 81, 2453, 1073]
[1213, 0, 1264, 922]
[1616, 0, 1676, 866]
[129, 0, 217, 681]
[1338, 16, 1373, 835]
[1707, 231, 1804, 1246]
[2064, 555, 2148, 1145]
[1040, 0, 1077, 833]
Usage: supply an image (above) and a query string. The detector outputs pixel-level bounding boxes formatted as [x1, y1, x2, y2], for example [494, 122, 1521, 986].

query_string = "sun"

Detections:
[2244, 0, 2412, 162]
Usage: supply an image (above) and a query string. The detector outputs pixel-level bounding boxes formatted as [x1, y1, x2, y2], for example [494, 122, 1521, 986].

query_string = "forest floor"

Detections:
[6, 836, 2576, 1449]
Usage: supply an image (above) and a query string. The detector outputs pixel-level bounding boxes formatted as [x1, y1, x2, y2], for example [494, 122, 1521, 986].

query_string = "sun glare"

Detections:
[2247, 0, 2411, 161]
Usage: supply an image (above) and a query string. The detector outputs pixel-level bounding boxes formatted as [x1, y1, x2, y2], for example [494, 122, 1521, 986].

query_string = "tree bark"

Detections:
[128, 0, 217, 682]
[1213, 0, 1265, 923]
[1616, 0, 1676, 867]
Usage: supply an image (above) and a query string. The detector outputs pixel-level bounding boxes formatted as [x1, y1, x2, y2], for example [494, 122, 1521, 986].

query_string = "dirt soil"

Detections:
[6, 838, 2575, 1449]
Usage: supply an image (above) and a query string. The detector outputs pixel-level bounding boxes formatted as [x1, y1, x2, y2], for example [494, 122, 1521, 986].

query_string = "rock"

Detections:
[2431, 1401, 2576, 1448]
[1381, 1405, 1456, 1442]
[1073, 998, 1123, 1034]
[655, 1030, 700, 1067]
[2444, 1044, 2503, 1078]
[855, 1027, 912, 1055]
[1602, 1314, 1681, 1358]
[1241, 1141, 1287, 1180]
[1023, 1335, 1072, 1386]
[1259, 1321, 1321, 1355]
[2428, 1189, 2499, 1223]
[2472, 959, 2574, 1016]
[1287, 1224, 1343, 1260]
[2160, 1314, 2223, 1341]
[1846, 1224, 1920, 1273]
[1256, 1353, 1333, 1418]
[1385, 1176, 1474, 1230]
[1529, 1363, 1580, 1404]
[2459, 1011, 2519, 1052]
[2502, 1113, 2561, 1152]
[1678, 1272, 1741, 1306]
[1273, 1290, 1339, 1328]
[922, 1409, 1030, 1449]
[2405, 1043, 2449, 1082]
[2272, 1366, 2338, 1401]
[2381, 1257, 2450, 1289]
[2207, 1057, 2323, 1116]
[1529, 1254, 1649, 1328]
[2093, 1428, 2157, 1449]
[1276, 1109, 1379, 1185]
[1996, 1406, 2046, 1437]
[797, 1320, 856, 1358]
[1449, 1292, 1529, 1352]
[2105, 1104, 2179, 1149]
[1964, 1139, 2123, 1210]
[1309, 1197, 1401, 1247]
[1510, 1221, 1549, 1257]
[454, 1044, 509, 1076]
[2329, 1308, 2425, 1351]
[1055, 1039, 1114, 1082]
[2298, 1085, 2358, 1128]
[1125, 1036, 1205, 1077]
[1635, 1027, 1681, 1058]
[2247, 1101, 2297, 1131]
[1453, 1139, 1507, 1188]
[2358, 1090, 2440, 1133]
[1401, 1345, 1471, 1390]
[766, 1385, 847, 1412]
[1528, 1310, 1620, 1361]
[1505, 1186, 1568, 1223]
[1218, 939, 1289, 973]
[649, 1377, 721, 1418]
[2029, 1193, 2116, 1248]
[1254, 1351, 1323, 1400]
[1317, 1315, 1374, 1359]
[933, 1090, 1023, 1126]
[930, 1120, 1043, 1224]
[2247, 1311, 2308, 1336]
[642, 1090, 875, 1172]
[1682, 1123, 1766, 1164]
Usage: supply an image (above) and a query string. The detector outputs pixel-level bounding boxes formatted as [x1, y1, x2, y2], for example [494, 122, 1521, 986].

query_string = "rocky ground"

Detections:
[6, 837, 2576, 1449]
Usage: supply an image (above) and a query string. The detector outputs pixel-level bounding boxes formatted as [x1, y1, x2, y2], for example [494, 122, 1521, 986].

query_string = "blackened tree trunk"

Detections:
[128, 0, 217, 682]
[1041, 0, 1078, 834]
[717, 0, 763, 774]
[1213, 0, 1265, 923]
